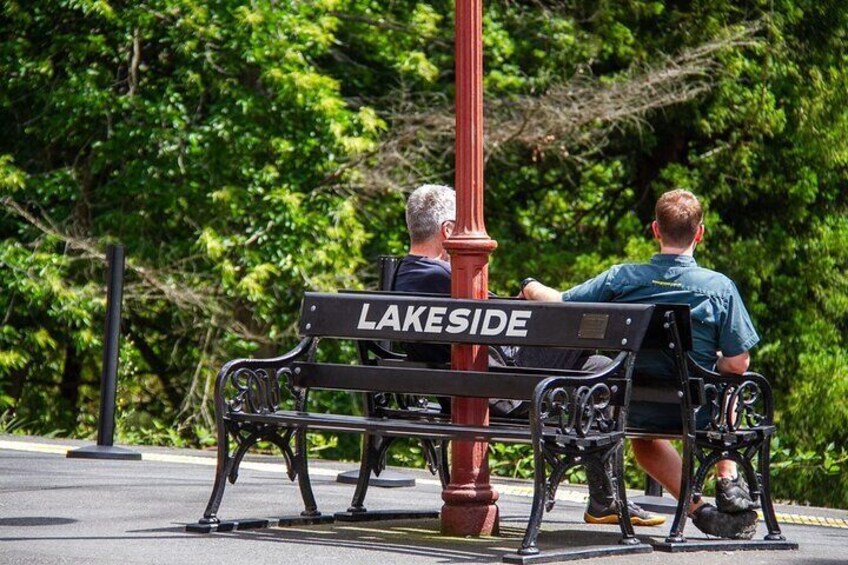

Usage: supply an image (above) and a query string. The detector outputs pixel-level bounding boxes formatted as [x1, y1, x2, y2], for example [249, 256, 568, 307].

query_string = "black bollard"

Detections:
[68, 244, 141, 461]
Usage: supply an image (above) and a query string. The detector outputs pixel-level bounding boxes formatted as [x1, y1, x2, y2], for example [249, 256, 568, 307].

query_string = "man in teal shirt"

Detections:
[521, 189, 760, 539]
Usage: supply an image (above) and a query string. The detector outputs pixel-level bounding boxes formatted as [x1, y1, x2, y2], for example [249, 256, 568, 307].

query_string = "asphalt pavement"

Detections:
[0, 435, 845, 565]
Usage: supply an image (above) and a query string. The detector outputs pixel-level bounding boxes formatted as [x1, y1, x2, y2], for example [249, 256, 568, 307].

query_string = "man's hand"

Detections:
[716, 351, 750, 375]
[520, 279, 563, 302]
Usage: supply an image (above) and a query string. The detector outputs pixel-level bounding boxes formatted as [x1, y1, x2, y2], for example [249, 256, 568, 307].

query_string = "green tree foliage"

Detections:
[1, 1, 846, 507]
[1, 0, 377, 434]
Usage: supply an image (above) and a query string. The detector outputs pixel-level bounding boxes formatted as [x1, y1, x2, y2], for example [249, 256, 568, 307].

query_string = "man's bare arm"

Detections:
[521, 280, 562, 302]
[716, 351, 750, 375]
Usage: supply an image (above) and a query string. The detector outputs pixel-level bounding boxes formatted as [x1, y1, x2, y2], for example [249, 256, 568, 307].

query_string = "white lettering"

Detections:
[424, 307, 447, 333]
[446, 308, 471, 334]
[469, 309, 482, 334]
[402, 306, 427, 332]
[357, 303, 377, 330]
[506, 310, 532, 338]
[480, 310, 508, 336]
[359, 303, 532, 338]
[376, 305, 401, 331]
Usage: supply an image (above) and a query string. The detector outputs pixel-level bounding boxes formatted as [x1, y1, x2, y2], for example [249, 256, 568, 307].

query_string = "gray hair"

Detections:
[406, 184, 456, 243]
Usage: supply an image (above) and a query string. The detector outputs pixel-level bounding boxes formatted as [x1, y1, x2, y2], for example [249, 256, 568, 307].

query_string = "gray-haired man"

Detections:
[391, 184, 664, 528]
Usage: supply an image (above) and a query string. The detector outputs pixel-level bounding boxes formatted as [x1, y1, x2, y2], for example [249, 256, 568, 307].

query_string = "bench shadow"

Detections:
[0, 517, 78, 527]
[208, 518, 633, 563]
[127, 525, 192, 534]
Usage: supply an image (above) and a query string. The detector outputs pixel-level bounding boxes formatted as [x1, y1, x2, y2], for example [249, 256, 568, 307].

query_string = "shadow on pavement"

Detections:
[0, 517, 78, 527]
[173, 518, 632, 563]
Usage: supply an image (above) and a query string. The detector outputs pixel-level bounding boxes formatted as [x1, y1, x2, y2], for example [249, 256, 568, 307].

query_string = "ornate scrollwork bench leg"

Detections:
[186, 339, 333, 533]
[653, 371, 798, 552]
[340, 433, 394, 516]
[190, 416, 238, 531]
[507, 372, 652, 563]
[334, 431, 440, 523]
[662, 426, 696, 545]
[758, 438, 786, 541]
[334, 387, 446, 523]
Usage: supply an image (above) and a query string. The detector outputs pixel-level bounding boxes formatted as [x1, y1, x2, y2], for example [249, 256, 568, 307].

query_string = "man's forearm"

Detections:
[522, 280, 563, 302]
[716, 351, 750, 375]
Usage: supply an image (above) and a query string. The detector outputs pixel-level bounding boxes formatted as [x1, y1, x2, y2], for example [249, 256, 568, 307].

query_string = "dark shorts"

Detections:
[489, 348, 609, 419]
[511, 346, 584, 371]
[628, 401, 710, 434]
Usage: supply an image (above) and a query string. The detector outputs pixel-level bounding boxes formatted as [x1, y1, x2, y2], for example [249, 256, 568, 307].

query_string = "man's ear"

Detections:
[441, 221, 454, 240]
[694, 224, 705, 243]
[651, 220, 662, 241]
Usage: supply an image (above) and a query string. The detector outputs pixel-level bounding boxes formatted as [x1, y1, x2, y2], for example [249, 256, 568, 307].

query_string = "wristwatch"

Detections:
[520, 277, 538, 294]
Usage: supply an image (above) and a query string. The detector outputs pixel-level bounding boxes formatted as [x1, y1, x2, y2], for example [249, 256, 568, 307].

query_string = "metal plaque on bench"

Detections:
[578, 313, 609, 340]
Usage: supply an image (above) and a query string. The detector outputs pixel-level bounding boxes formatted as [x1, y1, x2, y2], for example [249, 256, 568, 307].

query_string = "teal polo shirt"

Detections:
[561, 254, 759, 372]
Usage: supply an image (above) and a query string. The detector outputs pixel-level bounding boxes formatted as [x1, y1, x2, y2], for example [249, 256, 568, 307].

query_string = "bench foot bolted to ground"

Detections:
[334, 509, 440, 522]
[503, 543, 653, 565]
[185, 514, 334, 534]
[650, 538, 798, 553]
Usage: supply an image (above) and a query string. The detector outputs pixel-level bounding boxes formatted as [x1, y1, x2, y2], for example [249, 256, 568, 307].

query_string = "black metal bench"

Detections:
[187, 291, 658, 562]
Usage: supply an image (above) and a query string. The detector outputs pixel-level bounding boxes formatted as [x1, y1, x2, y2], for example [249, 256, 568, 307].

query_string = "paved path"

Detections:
[0, 435, 844, 564]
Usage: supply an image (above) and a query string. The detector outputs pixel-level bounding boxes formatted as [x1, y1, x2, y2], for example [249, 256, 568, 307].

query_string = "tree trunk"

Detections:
[60, 344, 82, 411]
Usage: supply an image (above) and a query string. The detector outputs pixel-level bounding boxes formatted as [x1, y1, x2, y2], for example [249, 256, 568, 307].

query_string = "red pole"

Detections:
[441, 0, 499, 537]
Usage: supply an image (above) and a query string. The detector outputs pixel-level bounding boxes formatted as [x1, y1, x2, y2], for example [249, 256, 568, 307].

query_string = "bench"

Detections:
[188, 291, 658, 562]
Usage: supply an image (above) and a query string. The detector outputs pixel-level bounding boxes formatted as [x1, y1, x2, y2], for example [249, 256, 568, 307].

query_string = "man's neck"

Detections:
[409, 240, 446, 261]
[659, 243, 696, 256]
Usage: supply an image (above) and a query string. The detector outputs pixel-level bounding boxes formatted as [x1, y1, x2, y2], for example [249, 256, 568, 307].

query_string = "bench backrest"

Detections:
[289, 360, 631, 403]
[298, 292, 656, 351]
[291, 292, 654, 407]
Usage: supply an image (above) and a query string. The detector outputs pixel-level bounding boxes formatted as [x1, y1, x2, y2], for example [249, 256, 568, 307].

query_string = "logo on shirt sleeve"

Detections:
[652, 280, 684, 289]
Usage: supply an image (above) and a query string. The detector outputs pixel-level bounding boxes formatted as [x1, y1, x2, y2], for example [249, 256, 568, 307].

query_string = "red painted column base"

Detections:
[441, 498, 500, 537]
[441, 402, 500, 536]
[441, 238, 499, 537]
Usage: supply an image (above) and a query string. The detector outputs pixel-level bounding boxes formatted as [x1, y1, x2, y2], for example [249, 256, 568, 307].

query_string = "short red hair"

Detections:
[655, 189, 703, 247]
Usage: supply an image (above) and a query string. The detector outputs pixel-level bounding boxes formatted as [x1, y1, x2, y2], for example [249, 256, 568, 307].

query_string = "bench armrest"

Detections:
[213, 337, 315, 420]
[529, 352, 631, 438]
[687, 359, 775, 430]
